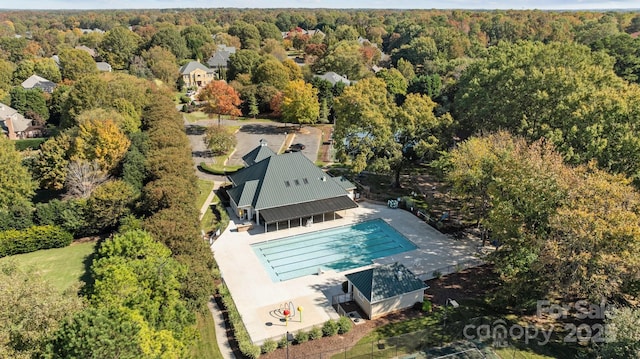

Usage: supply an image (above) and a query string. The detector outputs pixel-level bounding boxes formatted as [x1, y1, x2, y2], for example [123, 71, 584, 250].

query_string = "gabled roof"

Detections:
[228, 144, 356, 212]
[242, 141, 276, 166]
[207, 51, 231, 68]
[75, 45, 96, 57]
[21, 74, 56, 93]
[96, 62, 112, 72]
[314, 72, 351, 86]
[346, 263, 427, 303]
[0, 103, 31, 132]
[179, 61, 214, 75]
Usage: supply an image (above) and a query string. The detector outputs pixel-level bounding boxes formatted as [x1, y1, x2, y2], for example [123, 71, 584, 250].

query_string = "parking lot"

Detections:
[227, 123, 322, 166]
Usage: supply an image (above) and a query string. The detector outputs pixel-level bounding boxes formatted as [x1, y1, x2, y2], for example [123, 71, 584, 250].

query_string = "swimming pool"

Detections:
[252, 219, 417, 282]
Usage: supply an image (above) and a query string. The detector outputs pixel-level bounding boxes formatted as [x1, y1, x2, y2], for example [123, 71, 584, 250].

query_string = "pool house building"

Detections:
[226, 140, 358, 232]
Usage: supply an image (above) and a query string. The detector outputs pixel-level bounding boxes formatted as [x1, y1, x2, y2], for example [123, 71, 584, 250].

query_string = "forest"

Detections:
[0, 7, 639, 358]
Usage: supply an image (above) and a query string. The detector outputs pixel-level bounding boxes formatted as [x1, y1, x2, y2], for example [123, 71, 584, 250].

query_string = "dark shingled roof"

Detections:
[346, 263, 427, 303]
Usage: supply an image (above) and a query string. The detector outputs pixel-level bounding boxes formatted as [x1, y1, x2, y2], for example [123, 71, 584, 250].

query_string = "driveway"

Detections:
[227, 123, 290, 166]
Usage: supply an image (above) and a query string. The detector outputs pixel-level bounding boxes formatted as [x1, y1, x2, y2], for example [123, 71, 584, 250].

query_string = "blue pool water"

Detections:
[252, 219, 417, 282]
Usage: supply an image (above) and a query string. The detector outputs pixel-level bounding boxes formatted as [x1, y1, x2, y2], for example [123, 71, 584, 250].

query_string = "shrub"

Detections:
[337, 316, 353, 334]
[308, 326, 322, 340]
[422, 299, 432, 313]
[322, 319, 339, 337]
[294, 330, 309, 344]
[0, 225, 73, 258]
[261, 339, 277, 353]
[277, 335, 288, 349]
[432, 270, 443, 279]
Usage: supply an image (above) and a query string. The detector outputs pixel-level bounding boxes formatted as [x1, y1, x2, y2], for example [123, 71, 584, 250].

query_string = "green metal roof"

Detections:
[345, 263, 427, 303]
[228, 148, 356, 211]
[242, 142, 276, 166]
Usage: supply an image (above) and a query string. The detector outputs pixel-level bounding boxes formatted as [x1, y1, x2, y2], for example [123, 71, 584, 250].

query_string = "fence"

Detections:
[331, 292, 354, 317]
[286, 326, 496, 359]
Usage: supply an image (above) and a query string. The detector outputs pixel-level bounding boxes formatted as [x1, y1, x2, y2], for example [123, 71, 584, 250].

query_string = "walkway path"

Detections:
[208, 297, 237, 359]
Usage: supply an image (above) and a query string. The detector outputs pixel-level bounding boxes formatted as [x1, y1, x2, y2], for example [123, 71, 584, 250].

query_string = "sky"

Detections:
[1, 0, 639, 10]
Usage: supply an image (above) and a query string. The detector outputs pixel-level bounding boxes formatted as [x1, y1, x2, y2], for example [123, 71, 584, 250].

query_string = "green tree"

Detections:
[376, 68, 408, 103]
[204, 125, 237, 155]
[34, 133, 72, 191]
[148, 26, 189, 60]
[333, 78, 395, 173]
[0, 59, 15, 94]
[408, 74, 442, 98]
[592, 33, 640, 83]
[252, 57, 290, 90]
[141, 46, 178, 87]
[390, 93, 452, 187]
[98, 27, 141, 70]
[454, 40, 640, 181]
[314, 40, 369, 80]
[0, 262, 83, 359]
[9, 86, 49, 123]
[396, 58, 415, 81]
[599, 307, 640, 358]
[58, 48, 98, 81]
[282, 79, 320, 128]
[227, 49, 261, 81]
[11, 59, 35, 85]
[256, 21, 282, 41]
[228, 20, 261, 50]
[34, 57, 62, 83]
[181, 24, 212, 61]
[46, 306, 146, 359]
[247, 93, 259, 118]
[87, 180, 136, 231]
[0, 137, 36, 210]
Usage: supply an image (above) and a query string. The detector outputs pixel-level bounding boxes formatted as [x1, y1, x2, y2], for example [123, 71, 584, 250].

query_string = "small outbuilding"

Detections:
[345, 262, 427, 319]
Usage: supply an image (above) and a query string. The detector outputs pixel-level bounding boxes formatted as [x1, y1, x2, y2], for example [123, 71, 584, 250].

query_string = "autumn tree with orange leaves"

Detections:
[197, 80, 242, 126]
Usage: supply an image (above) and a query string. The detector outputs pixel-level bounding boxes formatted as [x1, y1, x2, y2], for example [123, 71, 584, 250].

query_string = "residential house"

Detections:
[226, 139, 357, 232]
[206, 45, 236, 75]
[96, 62, 112, 72]
[345, 262, 427, 319]
[75, 45, 97, 58]
[21, 74, 57, 93]
[282, 27, 325, 40]
[179, 61, 216, 88]
[314, 72, 352, 86]
[0, 103, 43, 140]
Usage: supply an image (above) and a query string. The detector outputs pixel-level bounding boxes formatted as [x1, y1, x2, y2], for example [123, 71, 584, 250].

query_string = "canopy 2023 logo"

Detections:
[462, 300, 612, 347]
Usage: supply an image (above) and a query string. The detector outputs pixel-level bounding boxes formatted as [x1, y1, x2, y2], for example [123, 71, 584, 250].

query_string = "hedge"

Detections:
[14, 138, 47, 151]
[0, 225, 73, 258]
[217, 284, 261, 358]
[198, 162, 241, 176]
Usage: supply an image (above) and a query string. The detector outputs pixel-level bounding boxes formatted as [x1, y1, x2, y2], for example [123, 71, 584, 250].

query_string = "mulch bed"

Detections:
[219, 265, 498, 359]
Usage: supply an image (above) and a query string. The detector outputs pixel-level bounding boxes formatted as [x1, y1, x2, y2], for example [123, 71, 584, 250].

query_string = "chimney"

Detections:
[5, 118, 16, 140]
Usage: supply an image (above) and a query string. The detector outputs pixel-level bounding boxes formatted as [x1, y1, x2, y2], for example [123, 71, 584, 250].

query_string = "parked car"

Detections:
[290, 143, 306, 151]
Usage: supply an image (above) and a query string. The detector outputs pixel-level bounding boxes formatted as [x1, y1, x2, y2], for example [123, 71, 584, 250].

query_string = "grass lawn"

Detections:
[0, 241, 97, 292]
[197, 179, 215, 209]
[190, 310, 224, 359]
[494, 348, 557, 358]
[184, 111, 212, 122]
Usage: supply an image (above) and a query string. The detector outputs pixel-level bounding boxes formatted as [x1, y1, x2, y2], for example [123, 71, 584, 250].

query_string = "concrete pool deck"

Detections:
[211, 201, 480, 345]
